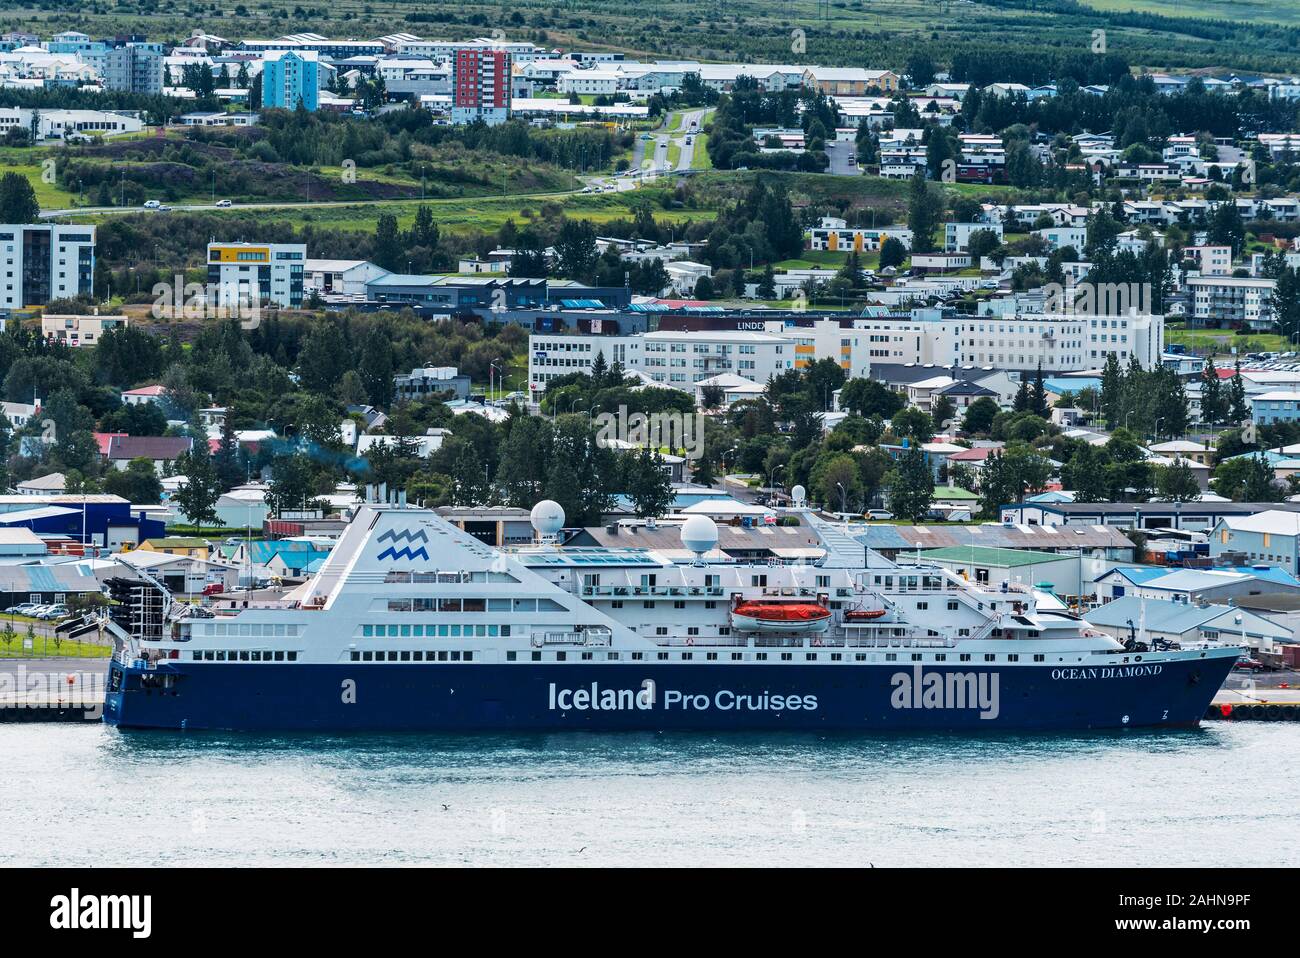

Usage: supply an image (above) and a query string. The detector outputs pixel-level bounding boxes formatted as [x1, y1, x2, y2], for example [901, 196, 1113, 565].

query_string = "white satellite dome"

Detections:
[680, 514, 719, 557]
[791, 484, 807, 505]
[530, 499, 565, 536]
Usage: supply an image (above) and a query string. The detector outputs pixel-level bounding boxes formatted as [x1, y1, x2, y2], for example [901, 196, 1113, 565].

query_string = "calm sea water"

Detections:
[2, 722, 1297, 867]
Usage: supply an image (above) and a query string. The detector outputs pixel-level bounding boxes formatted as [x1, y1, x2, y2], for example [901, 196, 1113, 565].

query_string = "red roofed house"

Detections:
[94, 432, 128, 457]
[106, 435, 193, 473]
[122, 384, 168, 406]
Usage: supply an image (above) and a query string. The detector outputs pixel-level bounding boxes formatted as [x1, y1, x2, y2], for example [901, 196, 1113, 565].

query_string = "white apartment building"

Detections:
[1183, 245, 1233, 276]
[556, 69, 619, 96]
[957, 313, 1163, 370]
[0, 224, 95, 308]
[529, 330, 795, 394]
[945, 221, 1003, 253]
[40, 313, 127, 346]
[807, 220, 913, 252]
[206, 241, 305, 308]
[1185, 275, 1276, 330]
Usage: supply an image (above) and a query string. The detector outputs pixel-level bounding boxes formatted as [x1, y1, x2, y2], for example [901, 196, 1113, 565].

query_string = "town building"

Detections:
[0, 224, 95, 309]
[452, 44, 511, 125]
[260, 49, 320, 110]
[206, 241, 306, 308]
[40, 313, 126, 347]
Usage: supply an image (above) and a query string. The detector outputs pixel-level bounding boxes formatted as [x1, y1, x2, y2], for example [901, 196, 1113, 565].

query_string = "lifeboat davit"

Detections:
[730, 601, 832, 633]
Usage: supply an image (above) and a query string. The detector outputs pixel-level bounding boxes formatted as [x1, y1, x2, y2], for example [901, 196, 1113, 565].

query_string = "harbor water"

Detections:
[2, 723, 1297, 867]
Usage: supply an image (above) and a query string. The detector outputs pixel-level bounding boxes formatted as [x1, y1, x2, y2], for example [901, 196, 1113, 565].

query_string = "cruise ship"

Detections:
[101, 501, 1240, 732]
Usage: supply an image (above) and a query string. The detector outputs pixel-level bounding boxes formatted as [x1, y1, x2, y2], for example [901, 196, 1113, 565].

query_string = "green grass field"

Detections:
[1165, 327, 1293, 356]
[0, 635, 111, 658]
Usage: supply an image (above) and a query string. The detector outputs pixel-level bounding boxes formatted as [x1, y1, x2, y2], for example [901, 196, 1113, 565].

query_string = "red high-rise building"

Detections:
[452, 46, 511, 125]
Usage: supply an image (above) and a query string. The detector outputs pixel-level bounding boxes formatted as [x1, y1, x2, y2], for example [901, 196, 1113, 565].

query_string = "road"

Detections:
[824, 138, 861, 176]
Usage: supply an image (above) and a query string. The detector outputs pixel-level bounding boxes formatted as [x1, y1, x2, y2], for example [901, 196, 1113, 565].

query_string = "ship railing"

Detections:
[653, 636, 749, 647]
[534, 628, 613, 647]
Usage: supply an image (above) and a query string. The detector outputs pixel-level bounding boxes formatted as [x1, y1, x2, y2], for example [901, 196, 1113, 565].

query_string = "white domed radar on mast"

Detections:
[680, 514, 719, 566]
[791, 484, 807, 508]
[530, 499, 565, 547]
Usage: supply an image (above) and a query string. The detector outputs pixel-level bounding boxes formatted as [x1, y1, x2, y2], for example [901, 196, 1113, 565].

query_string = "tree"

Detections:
[890, 407, 933, 443]
[757, 264, 776, 299]
[906, 173, 944, 254]
[626, 446, 674, 518]
[1212, 454, 1279, 502]
[879, 236, 907, 269]
[931, 394, 957, 428]
[887, 447, 934, 522]
[103, 458, 163, 504]
[840, 378, 904, 418]
[1031, 364, 1049, 418]
[1200, 357, 1226, 427]
[1156, 460, 1201, 503]
[172, 451, 221, 532]
[1229, 362, 1249, 424]
[372, 213, 404, 272]
[962, 397, 1000, 435]
[554, 219, 599, 281]
[1062, 442, 1112, 503]
[0, 172, 39, 223]
[812, 452, 863, 513]
[265, 454, 321, 515]
[700, 383, 725, 410]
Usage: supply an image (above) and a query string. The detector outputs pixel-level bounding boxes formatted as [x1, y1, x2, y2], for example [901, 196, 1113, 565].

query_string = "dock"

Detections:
[1207, 688, 1300, 722]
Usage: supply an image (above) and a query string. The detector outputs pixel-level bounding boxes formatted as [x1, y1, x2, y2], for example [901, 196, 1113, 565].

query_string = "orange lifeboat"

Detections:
[843, 608, 887, 622]
[730, 600, 832, 633]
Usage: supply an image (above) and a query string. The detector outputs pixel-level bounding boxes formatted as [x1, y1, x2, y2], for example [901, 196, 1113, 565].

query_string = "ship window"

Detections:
[362, 651, 372, 661]
[917, 602, 928, 610]
[911, 653, 922, 661]
[362, 625, 373, 637]
[488, 599, 511, 611]
[732, 653, 743, 661]
[476, 625, 487, 637]
[451, 625, 462, 637]
[414, 651, 424, 661]
[935, 654, 945, 662]
[555, 652, 565, 661]
[704, 601, 716, 609]
[643, 601, 655, 609]
[608, 652, 619, 660]
[532, 651, 542, 661]
[387, 652, 398, 662]
[464, 652, 473, 661]
[756, 653, 767, 661]
[463, 598, 486, 612]
[387, 626, 399, 637]
[682, 652, 692, 660]
[855, 654, 867, 661]
[781, 653, 792, 661]
[674, 601, 685, 609]
[388, 600, 412, 612]
[805, 653, 816, 661]
[288, 652, 297, 661]
[401, 625, 411, 637]
[687, 627, 699, 636]
[488, 625, 499, 637]
[414, 625, 424, 637]
[438, 651, 448, 661]
[239, 651, 250, 661]
[507, 651, 517, 661]
[632, 652, 644, 660]
[707, 653, 717, 661]
[501, 625, 511, 637]
[581, 652, 593, 660]
[400, 651, 411, 661]
[657, 652, 669, 660]
[438, 625, 449, 637]
[831, 653, 842, 661]
[274, 651, 284, 661]
[885, 653, 896, 661]
[984, 653, 996, 662]
[451, 651, 461, 661]
[1034, 654, 1045, 662]
[215, 651, 226, 660]
[947, 601, 958, 611]
[1008, 654, 1019, 662]
[960, 654, 971, 662]
[440, 598, 463, 612]
[612, 601, 623, 608]
[350, 651, 360, 661]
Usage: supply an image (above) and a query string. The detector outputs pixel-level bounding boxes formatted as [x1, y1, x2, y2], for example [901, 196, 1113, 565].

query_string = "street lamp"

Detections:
[767, 463, 784, 501]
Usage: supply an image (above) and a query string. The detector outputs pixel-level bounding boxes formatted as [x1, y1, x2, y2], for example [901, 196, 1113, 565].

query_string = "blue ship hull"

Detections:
[102, 653, 1237, 732]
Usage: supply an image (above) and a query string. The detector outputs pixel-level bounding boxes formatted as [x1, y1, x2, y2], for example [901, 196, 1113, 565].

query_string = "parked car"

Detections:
[5, 603, 37, 615]
[866, 509, 894, 521]
[38, 605, 68, 620]
[202, 583, 225, 596]
[1233, 656, 1266, 671]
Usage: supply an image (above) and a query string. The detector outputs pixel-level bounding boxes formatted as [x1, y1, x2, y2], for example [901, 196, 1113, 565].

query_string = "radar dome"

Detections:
[680, 514, 719, 556]
[791, 484, 807, 505]
[530, 499, 565, 536]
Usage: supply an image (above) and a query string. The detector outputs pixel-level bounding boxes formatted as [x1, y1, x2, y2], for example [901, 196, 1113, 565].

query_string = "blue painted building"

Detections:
[261, 50, 320, 111]
[0, 495, 165, 550]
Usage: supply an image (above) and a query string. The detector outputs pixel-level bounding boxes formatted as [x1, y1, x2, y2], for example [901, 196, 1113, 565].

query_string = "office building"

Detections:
[206, 242, 305, 308]
[0, 224, 95, 309]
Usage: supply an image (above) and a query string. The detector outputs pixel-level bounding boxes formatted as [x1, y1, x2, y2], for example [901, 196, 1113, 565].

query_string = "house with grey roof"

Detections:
[1083, 595, 1291, 653]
